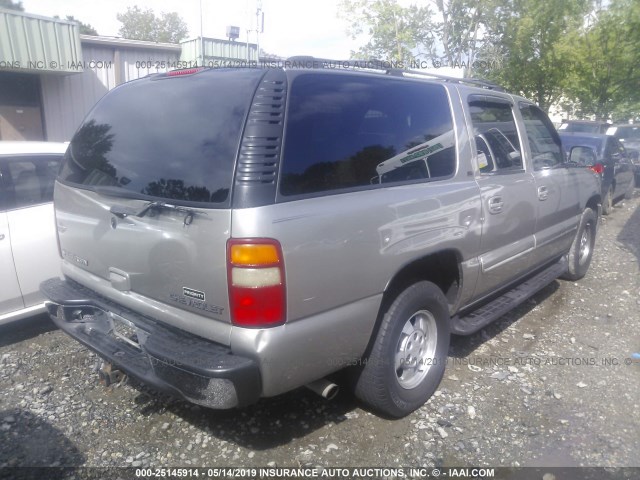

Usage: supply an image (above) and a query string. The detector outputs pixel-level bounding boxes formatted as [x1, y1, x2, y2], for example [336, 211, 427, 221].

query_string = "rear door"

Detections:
[4, 154, 63, 306]
[606, 137, 634, 197]
[467, 95, 537, 299]
[518, 103, 580, 266]
[55, 68, 266, 342]
[0, 209, 24, 317]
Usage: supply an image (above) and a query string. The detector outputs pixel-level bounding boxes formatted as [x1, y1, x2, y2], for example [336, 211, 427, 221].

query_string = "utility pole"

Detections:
[199, 0, 205, 66]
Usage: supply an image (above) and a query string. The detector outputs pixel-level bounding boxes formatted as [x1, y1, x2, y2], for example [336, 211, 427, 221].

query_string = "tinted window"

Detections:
[469, 100, 522, 173]
[280, 74, 455, 196]
[605, 137, 626, 161]
[520, 104, 563, 169]
[613, 126, 640, 140]
[59, 69, 266, 205]
[0, 155, 62, 210]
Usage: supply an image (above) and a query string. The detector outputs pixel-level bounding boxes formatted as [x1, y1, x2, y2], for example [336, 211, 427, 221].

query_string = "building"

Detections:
[0, 7, 257, 142]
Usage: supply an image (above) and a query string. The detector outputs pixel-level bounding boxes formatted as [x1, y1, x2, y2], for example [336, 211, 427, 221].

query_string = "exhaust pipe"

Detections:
[306, 378, 339, 400]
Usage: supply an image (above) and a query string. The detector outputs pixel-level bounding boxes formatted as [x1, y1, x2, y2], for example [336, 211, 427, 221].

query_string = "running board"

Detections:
[450, 258, 568, 336]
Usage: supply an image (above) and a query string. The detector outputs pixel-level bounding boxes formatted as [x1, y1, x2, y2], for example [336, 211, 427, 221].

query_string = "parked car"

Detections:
[40, 63, 601, 418]
[1, 141, 66, 324]
[558, 120, 611, 134]
[560, 133, 635, 214]
[606, 124, 640, 186]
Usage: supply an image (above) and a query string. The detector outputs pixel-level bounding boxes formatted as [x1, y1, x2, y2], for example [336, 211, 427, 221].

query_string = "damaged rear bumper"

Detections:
[40, 277, 261, 409]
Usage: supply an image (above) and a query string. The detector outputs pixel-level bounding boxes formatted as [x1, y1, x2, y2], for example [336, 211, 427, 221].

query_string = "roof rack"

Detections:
[285, 56, 504, 91]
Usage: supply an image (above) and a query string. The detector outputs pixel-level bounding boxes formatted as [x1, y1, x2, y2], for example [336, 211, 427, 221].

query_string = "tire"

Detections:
[624, 178, 635, 200]
[561, 208, 597, 281]
[353, 281, 450, 418]
[602, 187, 613, 215]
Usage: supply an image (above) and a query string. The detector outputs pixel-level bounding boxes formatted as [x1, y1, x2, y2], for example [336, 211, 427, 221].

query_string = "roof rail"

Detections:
[284, 55, 504, 91]
[285, 56, 395, 72]
[401, 69, 504, 92]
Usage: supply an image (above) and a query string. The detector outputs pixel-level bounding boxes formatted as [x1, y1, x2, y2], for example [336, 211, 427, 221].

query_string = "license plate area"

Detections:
[110, 313, 141, 349]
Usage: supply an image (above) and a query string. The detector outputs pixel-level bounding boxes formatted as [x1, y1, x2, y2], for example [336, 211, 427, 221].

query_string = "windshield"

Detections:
[59, 68, 265, 206]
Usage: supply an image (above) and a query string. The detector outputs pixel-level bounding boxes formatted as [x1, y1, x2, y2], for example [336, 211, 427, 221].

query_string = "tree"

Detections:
[434, 0, 506, 76]
[54, 15, 98, 35]
[0, 0, 23, 10]
[338, 0, 434, 64]
[476, 0, 590, 112]
[562, 0, 640, 120]
[116, 6, 188, 43]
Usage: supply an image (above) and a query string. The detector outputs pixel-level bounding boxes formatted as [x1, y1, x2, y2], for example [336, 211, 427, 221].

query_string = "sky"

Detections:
[21, 0, 362, 59]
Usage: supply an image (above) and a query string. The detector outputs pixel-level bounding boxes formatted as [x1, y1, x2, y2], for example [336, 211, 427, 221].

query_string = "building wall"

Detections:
[41, 43, 180, 141]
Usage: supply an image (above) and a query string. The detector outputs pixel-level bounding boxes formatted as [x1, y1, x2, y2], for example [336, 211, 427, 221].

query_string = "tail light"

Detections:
[167, 67, 205, 77]
[227, 239, 286, 327]
[589, 163, 604, 175]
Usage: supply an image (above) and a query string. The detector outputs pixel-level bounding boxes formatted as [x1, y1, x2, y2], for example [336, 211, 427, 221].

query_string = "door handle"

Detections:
[537, 186, 549, 201]
[488, 196, 504, 214]
[0, 233, 4, 240]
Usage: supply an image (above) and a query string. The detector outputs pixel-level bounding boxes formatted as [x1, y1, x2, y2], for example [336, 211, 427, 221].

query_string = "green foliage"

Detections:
[338, 0, 434, 63]
[561, 0, 640, 120]
[339, 0, 639, 119]
[0, 0, 23, 11]
[117, 6, 188, 43]
[477, 0, 590, 112]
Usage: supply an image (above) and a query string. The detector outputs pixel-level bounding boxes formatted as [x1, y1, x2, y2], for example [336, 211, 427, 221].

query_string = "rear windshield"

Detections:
[59, 68, 265, 206]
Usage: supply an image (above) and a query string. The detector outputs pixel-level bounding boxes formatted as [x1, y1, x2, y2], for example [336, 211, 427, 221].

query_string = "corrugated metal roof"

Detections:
[0, 7, 82, 73]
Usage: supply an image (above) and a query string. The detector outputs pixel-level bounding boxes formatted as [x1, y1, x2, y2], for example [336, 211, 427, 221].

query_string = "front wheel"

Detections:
[561, 207, 597, 281]
[353, 281, 450, 418]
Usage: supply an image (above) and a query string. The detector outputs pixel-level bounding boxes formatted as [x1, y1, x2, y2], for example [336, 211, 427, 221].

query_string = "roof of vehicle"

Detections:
[0, 141, 68, 155]
[561, 120, 610, 125]
[283, 56, 506, 92]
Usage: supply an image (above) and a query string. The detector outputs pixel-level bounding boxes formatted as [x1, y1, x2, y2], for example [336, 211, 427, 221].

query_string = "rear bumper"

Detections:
[40, 277, 261, 409]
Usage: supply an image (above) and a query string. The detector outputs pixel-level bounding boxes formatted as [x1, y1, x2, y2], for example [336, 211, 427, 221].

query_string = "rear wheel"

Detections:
[354, 281, 450, 418]
[602, 187, 613, 215]
[561, 208, 597, 281]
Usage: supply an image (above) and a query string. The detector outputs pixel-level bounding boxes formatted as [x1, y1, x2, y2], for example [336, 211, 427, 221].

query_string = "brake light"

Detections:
[167, 67, 204, 77]
[589, 163, 604, 175]
[227, 239, 286, 327]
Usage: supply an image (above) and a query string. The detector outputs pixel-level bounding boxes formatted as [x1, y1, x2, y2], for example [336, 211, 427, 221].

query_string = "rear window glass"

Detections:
[59, 69, 265, 205]
[280, 74, 455, 196]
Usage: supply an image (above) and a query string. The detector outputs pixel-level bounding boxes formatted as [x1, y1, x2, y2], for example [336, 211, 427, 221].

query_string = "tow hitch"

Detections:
[98, 362, 126, 387]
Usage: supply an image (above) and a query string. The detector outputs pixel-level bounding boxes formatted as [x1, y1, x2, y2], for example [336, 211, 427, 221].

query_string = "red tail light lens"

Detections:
[227, 239, 286, 327]
[589, 163, 604, 175]
[167, 67, 204, 77]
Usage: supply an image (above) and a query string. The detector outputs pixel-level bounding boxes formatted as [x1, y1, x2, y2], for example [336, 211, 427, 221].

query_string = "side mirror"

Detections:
[569, 146, 596, 166]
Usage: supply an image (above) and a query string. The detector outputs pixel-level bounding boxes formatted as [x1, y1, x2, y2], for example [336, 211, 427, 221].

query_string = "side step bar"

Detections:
[450, 258, 568, 335]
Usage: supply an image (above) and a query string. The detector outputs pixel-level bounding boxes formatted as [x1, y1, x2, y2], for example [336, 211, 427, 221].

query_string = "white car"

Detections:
[1, 141, 67, 324]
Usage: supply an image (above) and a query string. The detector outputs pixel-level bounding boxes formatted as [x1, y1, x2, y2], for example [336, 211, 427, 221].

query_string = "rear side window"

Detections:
[0, 155, 62, 210]
[469, 99, 522, 173]
[59, 69, 266, 205]
[280, 74, 455, 196]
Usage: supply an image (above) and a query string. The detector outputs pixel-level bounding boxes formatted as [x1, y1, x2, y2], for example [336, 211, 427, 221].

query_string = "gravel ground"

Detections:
[1, 193, 639, 471]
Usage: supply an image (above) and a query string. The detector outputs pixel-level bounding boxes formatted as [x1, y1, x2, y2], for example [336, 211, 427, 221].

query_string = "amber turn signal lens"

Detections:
[230, 243, 280, 266]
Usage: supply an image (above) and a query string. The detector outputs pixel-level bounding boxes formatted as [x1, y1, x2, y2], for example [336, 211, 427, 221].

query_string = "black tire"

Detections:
[624, 179, 635, 200]
[561, 208, 597, 281]
[602, 187, 613, 215]
[353, 281, 450, 418]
